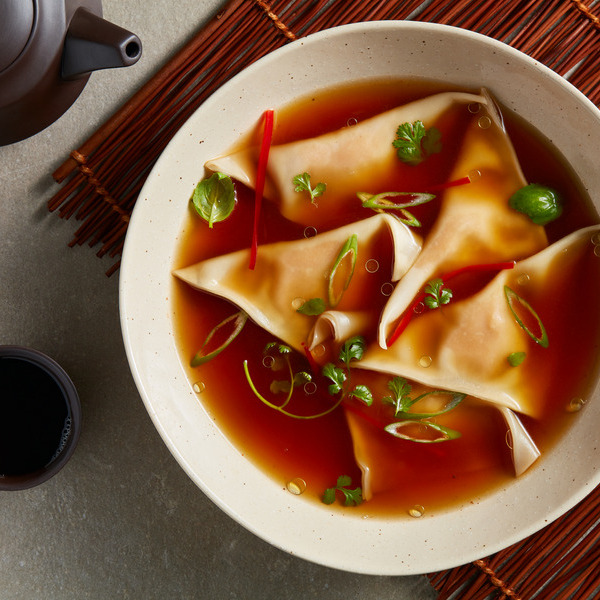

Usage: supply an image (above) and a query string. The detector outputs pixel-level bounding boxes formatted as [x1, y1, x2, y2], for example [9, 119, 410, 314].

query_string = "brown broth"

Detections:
[172, 79, 600, 517]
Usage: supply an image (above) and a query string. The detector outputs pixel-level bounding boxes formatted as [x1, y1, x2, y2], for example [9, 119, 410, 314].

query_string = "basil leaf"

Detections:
[191, 172, 236, 228]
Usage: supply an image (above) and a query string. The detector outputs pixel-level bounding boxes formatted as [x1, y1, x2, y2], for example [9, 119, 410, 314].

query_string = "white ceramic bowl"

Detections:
[119, 21, 600, 575]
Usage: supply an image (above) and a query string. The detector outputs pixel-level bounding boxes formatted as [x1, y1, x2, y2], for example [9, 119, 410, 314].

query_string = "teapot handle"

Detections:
[62, 7, 142, 80]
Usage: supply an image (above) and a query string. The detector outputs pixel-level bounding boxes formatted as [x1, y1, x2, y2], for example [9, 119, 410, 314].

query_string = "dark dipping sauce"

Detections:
[172, 79, 600, 516]
[0, 356, 70, 476]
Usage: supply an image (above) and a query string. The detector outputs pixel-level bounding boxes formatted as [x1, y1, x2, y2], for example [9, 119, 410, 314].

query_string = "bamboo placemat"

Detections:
[48, 0, 600, 597]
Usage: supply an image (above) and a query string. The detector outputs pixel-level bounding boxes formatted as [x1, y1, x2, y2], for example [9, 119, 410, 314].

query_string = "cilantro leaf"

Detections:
[322, 363, 346, 395]
[393, 121, 442, 166]
[382, 376, 413, 416]
[349, 384, 373, 406]
[322, 475, 363, 506]
[293, 172, 326, 204]
[339, 335, 366, 368]
[424, 278, 453, 309]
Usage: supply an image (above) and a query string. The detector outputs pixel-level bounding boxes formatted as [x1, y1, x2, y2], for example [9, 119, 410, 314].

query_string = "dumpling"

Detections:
[378, 91, 548, 347]
[206, 90, 487, 226]
[358, 225, 600, 418]
[174, 214, 421, 352]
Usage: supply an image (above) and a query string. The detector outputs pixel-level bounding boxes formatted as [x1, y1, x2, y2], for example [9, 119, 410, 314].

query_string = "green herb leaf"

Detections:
[508, 351, 526, 367]
[393, 391, 465, 420]
[322, 475, 363, 506]
[270, 371, 312, 395]
[424, 278, 453, 309]
[385, 420, 461, 443]
[328, 234, 358, 307]
[191, 311, 247, 367]
[191, 172, 236, 228]
[358, 191, 435, 210]
[382, 376, 413, 415]
[350, 384, 373, 406]
[296, 297, 326, 316]
[322, 487, 336, 505]
[393, 121, 442, 166]
[508, 184, 563, 225]
[322, 363, 347, 395]
[339, 335, 366, 368]
[504, 286, 549, 348]
[293, 172, 327, 204]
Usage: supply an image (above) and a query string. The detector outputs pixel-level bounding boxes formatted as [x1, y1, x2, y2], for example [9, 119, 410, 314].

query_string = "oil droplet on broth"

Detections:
[591, 232, 600, 246]
[566, 397, 585, 413]
[365, 259, 379, 273]
[346, 117, 358, 127]
[303, 381, 317, 395]
[286, 478, 307, 495]
[594, 246, 600, 258]
[467, 169, 482, 182]
[380, 282, 394, 297]
[304, 226, 318, 238]
[478, 116, 492, 129]
[413, 301, 425, 315]
[312, 344, 326, 359]
[517, 273, 530, 286]
[193, 381, 206, 394]
[419, 355, 433, 368]
[408, 505, 425, 518]
[291, 297, 306, 310]
[262, 355, 275, 369]
[468, 103, 481, 114]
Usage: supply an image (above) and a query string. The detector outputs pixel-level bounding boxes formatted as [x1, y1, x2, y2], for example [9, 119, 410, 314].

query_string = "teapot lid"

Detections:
[0, 0, 35, 72]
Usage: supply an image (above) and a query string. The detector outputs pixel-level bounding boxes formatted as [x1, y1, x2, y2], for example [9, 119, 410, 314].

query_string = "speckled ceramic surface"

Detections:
[120, 21, 600, 575]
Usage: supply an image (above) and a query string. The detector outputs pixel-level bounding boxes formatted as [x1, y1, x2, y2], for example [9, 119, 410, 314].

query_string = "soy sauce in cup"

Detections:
[0, 346, 81, 490]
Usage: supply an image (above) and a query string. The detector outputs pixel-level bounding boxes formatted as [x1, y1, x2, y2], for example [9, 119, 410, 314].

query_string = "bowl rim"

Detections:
[119, 20, 600, 575]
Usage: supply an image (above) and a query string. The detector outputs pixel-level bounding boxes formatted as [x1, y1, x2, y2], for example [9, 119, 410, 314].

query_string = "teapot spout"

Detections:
[62, 8, 142, 80]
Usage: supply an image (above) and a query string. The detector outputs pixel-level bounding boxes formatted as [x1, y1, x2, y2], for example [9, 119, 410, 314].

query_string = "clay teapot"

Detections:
[0, 0, 142, 146]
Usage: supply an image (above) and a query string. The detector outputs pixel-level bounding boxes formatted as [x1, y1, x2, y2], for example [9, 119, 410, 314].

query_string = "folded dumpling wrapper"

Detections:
[359, 225, 600, 418]
[306, 310, 375, 352]
[206, 91, 487, 226]
[346, 401, 540, 501]
[378, 92, 548, 347]
[499, 407, 540, 476]
[174, 214, 421, 352]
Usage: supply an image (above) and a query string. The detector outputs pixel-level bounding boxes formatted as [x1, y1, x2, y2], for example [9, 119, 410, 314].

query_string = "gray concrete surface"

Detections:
[0, 1, 439, 598]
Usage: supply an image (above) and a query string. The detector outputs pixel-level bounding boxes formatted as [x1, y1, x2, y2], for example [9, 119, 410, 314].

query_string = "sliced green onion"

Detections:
[504, 286, 549, 348]
[384, 420, 461, 443]
[328, 234, 358, 307]
[191, 311, 248, 367]
[358, 191, 435, 210]
[393, 391, 465, 420]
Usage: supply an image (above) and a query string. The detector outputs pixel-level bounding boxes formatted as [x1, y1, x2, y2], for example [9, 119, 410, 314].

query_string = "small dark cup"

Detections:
[0, 346, 81, 490]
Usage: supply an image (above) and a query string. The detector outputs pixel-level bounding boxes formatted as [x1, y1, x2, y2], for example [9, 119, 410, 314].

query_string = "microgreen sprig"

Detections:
[322, 336, 373, 407]
[293, 172, 326, 204]
[244, 343, 342, 420]
[322, 475, 363, 506]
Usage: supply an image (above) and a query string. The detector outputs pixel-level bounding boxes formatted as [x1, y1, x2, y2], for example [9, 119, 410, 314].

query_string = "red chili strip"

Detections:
[387, 260, 515, 347]
[424, 175, 471, 192]
[301, 342, 321, 374]
[249, 109, 275, 270]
